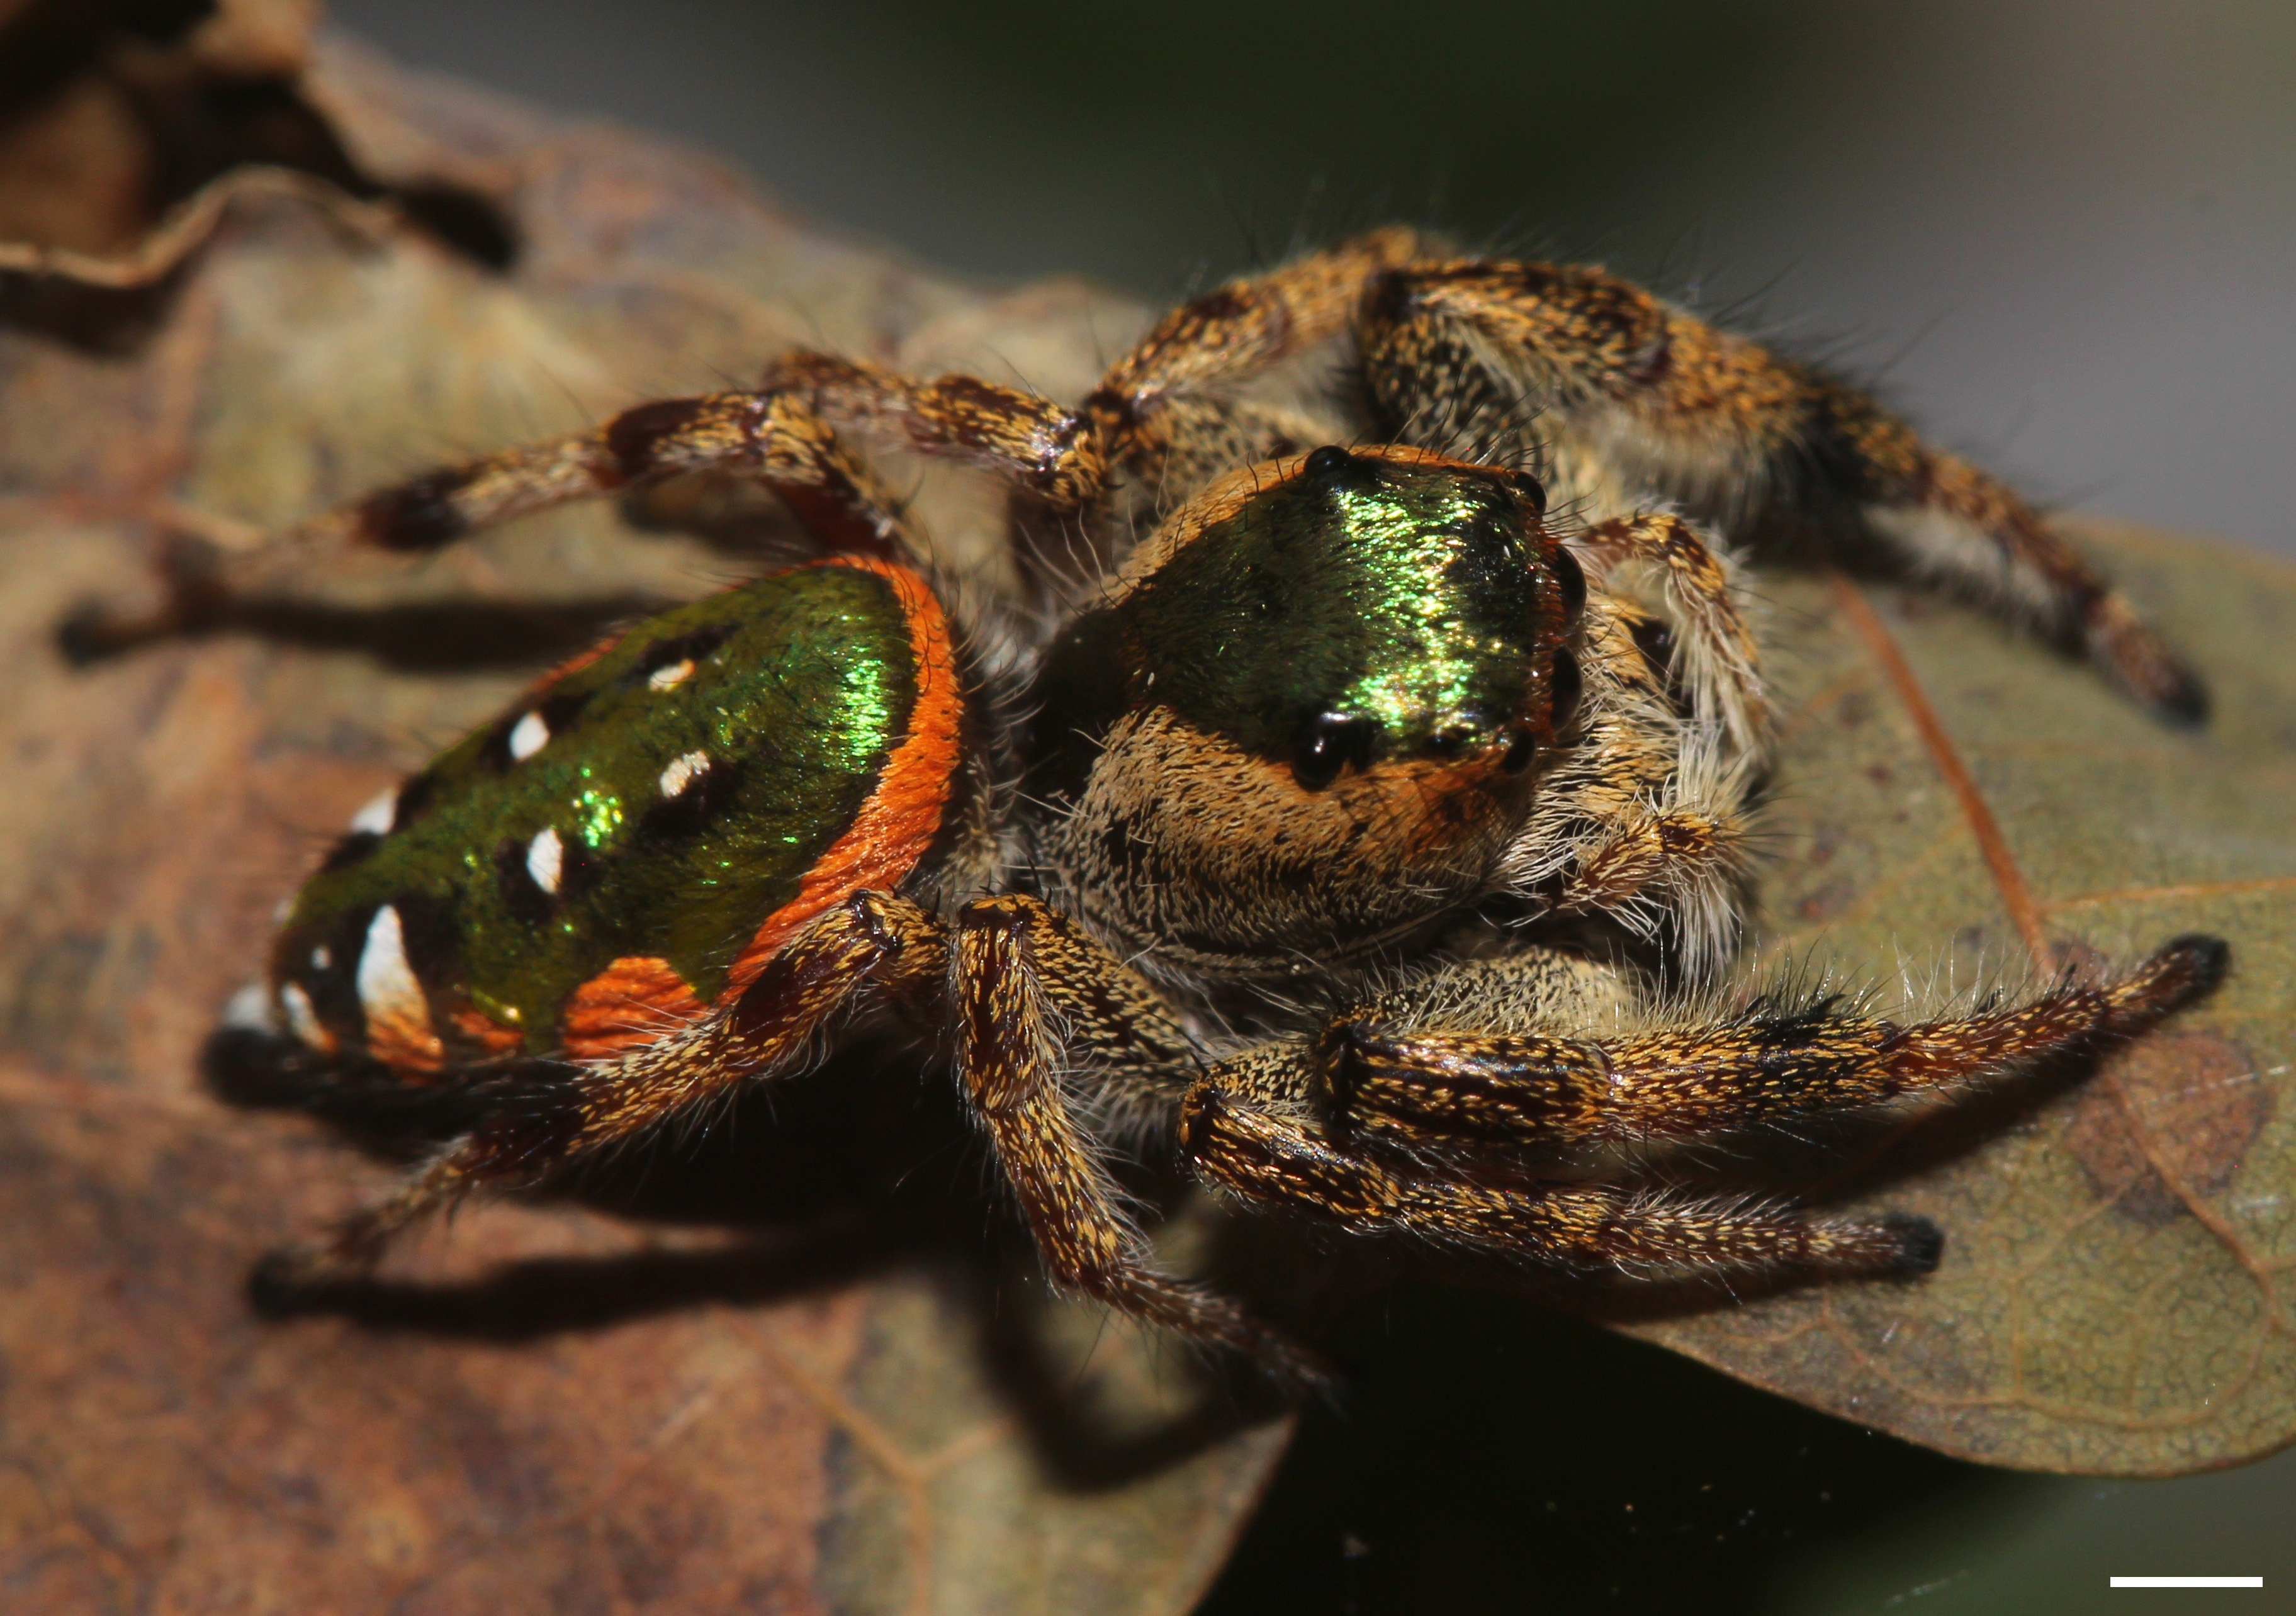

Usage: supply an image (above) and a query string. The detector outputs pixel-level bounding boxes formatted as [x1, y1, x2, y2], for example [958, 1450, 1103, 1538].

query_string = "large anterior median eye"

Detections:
[1291, 712, 1380, 790]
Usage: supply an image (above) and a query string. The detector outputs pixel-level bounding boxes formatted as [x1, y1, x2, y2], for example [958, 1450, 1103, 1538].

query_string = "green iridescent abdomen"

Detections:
[272, 561, 925, 1064]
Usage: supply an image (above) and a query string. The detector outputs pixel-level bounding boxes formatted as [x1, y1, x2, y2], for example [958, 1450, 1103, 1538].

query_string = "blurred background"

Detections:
[279, 1, 2296, 1609]
[327, 0, 2295, 563]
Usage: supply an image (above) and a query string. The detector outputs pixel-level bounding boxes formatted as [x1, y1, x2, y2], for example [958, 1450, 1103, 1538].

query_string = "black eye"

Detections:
[1508, 469, 1546, 519]
[1499, 729, 1538, 775]
[1304, 444, 1379, 489]
[1428, 705, 1499, 760]
[1550, 647, 1582, 726]
[1550, 546, 1587, 626]
[1292, 712, 1380, 790]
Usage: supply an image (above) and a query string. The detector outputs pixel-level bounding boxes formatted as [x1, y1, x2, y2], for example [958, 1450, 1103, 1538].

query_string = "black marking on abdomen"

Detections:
[392, 770, 439, 830]
[481, 687, 595, 771]
[636, 755, 745, 842]
[298, 902, 379, 1046]
[493, 826, 600, 923]
[318, 831, 381, 873]
[494, 838, 558, 925]
[626, 622, 738, 688]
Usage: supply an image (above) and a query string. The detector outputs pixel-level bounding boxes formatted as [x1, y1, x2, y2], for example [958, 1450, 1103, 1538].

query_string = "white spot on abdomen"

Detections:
[509, 710, 551, 760]
[658, 750, 709, 799]
[648, 659, 695, 691]
[526, 826, 564, 894]
[349, 788, 396, 834]
[357, 905, 427, 1028]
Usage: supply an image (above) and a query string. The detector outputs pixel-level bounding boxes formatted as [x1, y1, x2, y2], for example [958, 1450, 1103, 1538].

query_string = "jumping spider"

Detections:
[144, 229, 2225, 1384]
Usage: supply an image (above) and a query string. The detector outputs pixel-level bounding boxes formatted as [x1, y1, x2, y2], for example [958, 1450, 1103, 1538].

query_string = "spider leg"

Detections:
[1499, 593, 1754, 975]
[1093, 227, 1426, 407]
[765, 229, 1427, 519]
[1180, 934, 2226, 1279]
[1179, 1083, 1938, 1276]
[1572, 512, 1765, 748]
[1815, 382, 2205, 721]
[257, 889, 944, 1293]
[329, 391, 911, 567]
[1312, 934, 2227, 1151]
[951, 894, 1328, 1386]
[98, 231, 1434, 642]
[1358, 260, 2205, 722]
[71, 389, 924, 653]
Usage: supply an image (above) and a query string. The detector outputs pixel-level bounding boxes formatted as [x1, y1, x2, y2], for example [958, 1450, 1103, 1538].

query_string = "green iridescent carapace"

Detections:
[274, 561, 919, 1053]
[1030, 456, 1548, 792]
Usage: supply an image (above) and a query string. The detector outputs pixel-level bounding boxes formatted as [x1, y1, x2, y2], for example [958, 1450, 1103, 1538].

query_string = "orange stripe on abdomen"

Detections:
[563, 955, 711, 1062]
[718, 558, 964, 1002]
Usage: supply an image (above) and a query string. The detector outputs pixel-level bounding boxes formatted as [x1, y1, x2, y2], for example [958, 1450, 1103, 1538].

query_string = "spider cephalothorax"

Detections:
[1028, 444, 1584, 979]
[113, 228, 2227, 1384]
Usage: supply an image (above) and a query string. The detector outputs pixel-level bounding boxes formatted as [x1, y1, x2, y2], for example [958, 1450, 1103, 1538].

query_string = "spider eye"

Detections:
[1292, 712, 1380, 790]
[1499, 728, 1538, 775]
[1507, 469, 1546, 519]
[1304, 444, 1379, 489]
[1426, 705, 1502, 760]
[1550, 546, 1587, 625]
[1550, 646, 1582, 726]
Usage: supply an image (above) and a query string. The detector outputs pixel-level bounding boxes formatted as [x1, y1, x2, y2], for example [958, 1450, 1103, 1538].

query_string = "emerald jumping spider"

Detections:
[135, 230, 2226, 1384]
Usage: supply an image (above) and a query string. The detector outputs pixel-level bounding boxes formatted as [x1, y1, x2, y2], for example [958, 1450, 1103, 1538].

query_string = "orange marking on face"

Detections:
[719, 557, 963, 1004]
[564, 955, 709, 1062]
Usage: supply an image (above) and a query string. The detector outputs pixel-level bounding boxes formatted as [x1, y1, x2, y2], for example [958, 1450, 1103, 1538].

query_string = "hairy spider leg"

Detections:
[69, 390, 931, 654]
[757, 230, 1432, 590]
[1356, 259, 2205, 722]
[1498, 593, 1754, 977]
[1180, 935, 2227, 1278]
[257, 888, 945, 1293]
[341, 390, 914, 563]
[1572, 512, 1765, 748]
[1313, 934, 2229, 1147]
[952, 894, 1329, 1387]
[131, 232, 1430, 624]
[1181, 1086, 1939, 1275]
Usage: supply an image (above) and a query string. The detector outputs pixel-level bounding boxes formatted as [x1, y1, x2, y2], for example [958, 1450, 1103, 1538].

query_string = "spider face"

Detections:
[1031, 444, 1583, 974]
[180, 228, 2224, 1388]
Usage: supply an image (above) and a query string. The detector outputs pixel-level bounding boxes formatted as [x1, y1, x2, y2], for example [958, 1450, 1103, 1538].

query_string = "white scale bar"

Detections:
[2111, 1578, 2263, 1588]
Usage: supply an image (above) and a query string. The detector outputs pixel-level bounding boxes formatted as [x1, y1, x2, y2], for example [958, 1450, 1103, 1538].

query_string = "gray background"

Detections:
[324, 3, 2296, 1611]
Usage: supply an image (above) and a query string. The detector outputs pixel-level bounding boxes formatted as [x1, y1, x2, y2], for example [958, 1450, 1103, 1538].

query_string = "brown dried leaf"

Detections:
[0, 0, 322, 261]
[0, 36, 1283, 1616]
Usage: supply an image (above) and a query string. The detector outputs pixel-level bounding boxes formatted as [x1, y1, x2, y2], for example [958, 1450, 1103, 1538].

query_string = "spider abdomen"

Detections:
[269, 556, 965, 1072]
